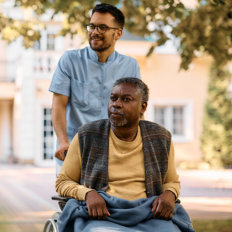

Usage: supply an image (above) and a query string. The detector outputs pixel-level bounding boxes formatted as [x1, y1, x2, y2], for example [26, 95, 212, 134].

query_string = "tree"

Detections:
[201, 65, 232, 168]
[169, 0, 232, 167]
[0, 0, 186, 47]
[1, 1, 231, 67]
[1, 0, 232, 167]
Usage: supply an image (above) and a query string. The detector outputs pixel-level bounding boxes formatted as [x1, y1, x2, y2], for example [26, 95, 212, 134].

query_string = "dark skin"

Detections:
[86, 83, 176, 220]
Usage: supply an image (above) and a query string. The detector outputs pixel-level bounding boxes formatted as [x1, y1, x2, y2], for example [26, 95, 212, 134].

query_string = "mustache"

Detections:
[90, 36, 103, 40]
[109, 109, 125, 116]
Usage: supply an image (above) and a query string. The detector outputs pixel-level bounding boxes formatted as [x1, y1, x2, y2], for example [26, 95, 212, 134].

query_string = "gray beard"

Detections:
[110, 118, 128, 127]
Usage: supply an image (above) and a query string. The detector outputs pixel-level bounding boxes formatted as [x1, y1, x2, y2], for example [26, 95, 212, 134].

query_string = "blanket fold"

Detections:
[58, 191, 195, 232]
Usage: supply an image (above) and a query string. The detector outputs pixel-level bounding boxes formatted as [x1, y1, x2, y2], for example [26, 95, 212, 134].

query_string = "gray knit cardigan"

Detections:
[78, 119, 171, 197]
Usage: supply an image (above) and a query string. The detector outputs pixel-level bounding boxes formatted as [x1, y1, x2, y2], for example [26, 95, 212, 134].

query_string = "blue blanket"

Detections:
[58, 191, 195, 232]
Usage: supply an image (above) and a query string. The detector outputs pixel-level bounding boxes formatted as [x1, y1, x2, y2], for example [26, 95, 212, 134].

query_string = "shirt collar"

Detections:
[88, 46, 116, 63]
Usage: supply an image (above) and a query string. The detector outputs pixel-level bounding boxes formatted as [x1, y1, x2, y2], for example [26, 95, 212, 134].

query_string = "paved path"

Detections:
[0, 164, 58, 232]
[178, 169, 232, 220]
[0, 164, 231, 232]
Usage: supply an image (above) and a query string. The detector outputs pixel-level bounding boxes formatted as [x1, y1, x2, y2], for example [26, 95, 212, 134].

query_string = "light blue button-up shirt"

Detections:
[49, 46, 140, 142]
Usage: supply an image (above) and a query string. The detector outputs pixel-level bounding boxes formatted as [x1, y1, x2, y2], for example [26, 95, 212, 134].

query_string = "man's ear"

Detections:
[115, 28, 122, 40]
[140, 102, 147, 118]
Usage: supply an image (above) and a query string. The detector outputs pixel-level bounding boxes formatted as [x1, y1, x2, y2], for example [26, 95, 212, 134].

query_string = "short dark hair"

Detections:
[113, 78, 149, 103]
[92, 3, 125, 28]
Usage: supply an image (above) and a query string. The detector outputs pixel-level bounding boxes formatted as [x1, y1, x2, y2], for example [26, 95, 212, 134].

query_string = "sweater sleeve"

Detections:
[55, 133, 93, 201]
[162, 141, 181, 199]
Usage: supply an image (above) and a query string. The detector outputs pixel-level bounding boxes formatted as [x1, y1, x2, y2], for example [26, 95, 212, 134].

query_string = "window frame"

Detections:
[146, 99, 194, 143]
[43, 107, 54, 160]
[46, 33, 56, 51]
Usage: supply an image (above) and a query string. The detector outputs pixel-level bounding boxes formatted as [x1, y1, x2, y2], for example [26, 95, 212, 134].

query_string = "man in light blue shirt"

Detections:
[49, 3, 140, 172]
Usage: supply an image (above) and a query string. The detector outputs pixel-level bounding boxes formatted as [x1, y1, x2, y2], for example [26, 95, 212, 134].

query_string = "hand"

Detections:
[54, 143, 69, 161]
[151, 191, 176, 220]
[85, 190, 110, 220]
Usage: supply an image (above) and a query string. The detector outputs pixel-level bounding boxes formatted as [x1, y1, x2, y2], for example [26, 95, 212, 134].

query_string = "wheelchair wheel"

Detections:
[43, 212, 60, 232]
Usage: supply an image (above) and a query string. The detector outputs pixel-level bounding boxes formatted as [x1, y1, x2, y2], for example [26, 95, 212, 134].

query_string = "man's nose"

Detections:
[113, 99, 122, 107]
[91, 26, 100, 34]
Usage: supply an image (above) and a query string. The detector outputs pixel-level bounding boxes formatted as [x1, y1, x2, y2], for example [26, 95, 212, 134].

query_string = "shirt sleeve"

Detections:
[135, 60, 141, 78]
[49, 51, 71, 97]
[55, 133, 93, 200]
[162, 141, 181, 199]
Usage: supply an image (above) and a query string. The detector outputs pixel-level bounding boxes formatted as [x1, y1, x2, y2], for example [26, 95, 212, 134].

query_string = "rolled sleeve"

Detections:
[55, 133, 93, 200]
[135, 60, 141, 78]
[49, 52, 71, 96]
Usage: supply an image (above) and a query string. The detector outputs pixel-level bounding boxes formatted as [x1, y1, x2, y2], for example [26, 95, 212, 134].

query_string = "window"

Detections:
[154, 106, 184, 136]
[151, 101, 193, 142]
[47, 57, 52, 72]
[173, 107, 184, 135]
[47, 33, 55, 50]
[33, 40, 41, 50]
[43, 108, 54, 160]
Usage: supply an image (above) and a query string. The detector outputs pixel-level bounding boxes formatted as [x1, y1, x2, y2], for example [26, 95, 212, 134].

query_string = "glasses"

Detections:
[86, 24, 119, 34]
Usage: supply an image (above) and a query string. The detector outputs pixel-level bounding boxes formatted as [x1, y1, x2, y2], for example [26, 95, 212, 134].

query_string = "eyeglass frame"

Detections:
[86, 23, 120, 34]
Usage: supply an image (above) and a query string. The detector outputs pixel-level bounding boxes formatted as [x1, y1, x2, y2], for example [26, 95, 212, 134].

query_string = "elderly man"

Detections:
[56, 78, 194, 232]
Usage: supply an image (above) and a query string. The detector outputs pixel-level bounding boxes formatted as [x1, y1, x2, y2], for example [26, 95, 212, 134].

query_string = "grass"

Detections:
[192, 219, 232, 232]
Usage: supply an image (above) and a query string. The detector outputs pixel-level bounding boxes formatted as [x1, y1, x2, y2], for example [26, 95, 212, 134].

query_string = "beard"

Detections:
[89, 33, 114, 52]
[109, 110, 128, 127]
[111, 117, 128, 127]
[89, 42, 111, 52]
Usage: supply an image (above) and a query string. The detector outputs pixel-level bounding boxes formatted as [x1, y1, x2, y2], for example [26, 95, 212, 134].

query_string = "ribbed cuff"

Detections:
[77, 187, 93, 201]
[163, 187, 178, 199]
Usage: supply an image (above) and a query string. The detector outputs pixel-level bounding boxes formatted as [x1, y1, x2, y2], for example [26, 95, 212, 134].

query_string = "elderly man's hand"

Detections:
[85, 190, 110, 220]
[151, 191, 176, 220]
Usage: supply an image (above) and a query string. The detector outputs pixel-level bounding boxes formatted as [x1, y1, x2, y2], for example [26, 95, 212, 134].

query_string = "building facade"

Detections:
[0, 35, 210, 166]
[0, 1, 210, 166]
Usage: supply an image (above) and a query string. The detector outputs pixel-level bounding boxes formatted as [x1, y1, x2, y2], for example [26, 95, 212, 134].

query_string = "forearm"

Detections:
[163, 182, 180, 199]
[55, 134, 93, 200]
[52, 93, 69, 145]
[56, 173, 92, 201]
[52, 105, 69, 145]
[162, 170, 180, 199]
[163, 142, 180, 199]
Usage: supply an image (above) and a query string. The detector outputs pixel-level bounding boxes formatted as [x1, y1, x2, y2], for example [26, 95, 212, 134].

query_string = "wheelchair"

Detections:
[43, 195, 71, 232]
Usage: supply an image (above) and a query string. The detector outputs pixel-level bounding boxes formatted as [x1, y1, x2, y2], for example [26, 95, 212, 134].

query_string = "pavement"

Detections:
[178, 169, 232, 220]
[0, 164, 231, 232]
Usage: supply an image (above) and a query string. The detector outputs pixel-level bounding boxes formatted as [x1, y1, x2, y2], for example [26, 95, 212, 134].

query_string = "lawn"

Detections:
[193, 219, 232, 232]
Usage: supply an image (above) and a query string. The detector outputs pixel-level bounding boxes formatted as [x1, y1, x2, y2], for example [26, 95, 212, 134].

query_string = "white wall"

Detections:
[0, 100, 13, 162]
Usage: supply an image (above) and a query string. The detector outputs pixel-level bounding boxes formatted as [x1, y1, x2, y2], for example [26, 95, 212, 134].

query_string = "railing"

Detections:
[0, 60, 16, 82]
[0, 50, 63, 81]
[33, 50, 62, 78]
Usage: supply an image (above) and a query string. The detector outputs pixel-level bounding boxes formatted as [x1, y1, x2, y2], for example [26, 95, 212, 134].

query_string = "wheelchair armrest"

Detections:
[51, 195, 73, 211]
[51, 195, 72, 202]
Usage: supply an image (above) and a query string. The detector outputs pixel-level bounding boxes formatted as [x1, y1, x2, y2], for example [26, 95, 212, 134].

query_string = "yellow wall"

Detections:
[34, 45, 211, 164]
[137, 54, 211, 163]
[1, 37, 212, 164]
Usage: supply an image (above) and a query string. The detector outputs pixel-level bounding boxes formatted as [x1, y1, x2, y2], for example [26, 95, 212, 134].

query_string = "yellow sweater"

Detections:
[56, 127, 180, 201]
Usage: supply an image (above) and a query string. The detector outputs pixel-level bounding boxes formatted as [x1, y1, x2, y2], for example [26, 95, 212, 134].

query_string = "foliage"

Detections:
[201, 65, 232, 167]
[0, 0, 231, 67]
[0, 0, 232, 68]
[0, 0, 186, 47]
[173, 0, 232, 70]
